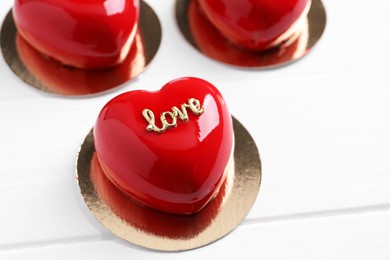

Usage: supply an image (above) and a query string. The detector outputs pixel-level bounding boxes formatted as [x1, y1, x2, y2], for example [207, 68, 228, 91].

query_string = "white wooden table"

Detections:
[1, 0, 390, 258]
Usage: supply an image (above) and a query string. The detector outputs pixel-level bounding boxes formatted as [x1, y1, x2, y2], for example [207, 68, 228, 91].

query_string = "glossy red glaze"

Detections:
[197, 0, 310, 51]
[94, 77, 234, 215]
[13, 0, 139, 69]
[188, 0, 305, 67]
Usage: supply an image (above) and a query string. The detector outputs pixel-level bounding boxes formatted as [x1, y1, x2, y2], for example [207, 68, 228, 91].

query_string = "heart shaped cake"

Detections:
[13, 0, 140, 69]
[94, 77, 234, 214]
[197, 0, 311, 51]
[188, 0, 305, 67]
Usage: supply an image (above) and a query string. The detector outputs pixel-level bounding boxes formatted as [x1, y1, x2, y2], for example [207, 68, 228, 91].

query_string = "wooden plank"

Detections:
[2, 210, 390, 259]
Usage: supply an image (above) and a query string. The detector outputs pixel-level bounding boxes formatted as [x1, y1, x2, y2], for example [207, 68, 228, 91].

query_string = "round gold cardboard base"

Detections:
[76, 117, 261, 251]
[176, 0, 326, 68]
[0, 1, 161, 97]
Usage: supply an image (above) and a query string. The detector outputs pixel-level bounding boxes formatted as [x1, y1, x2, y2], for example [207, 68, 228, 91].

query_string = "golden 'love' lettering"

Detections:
[142, 98, 205, 133]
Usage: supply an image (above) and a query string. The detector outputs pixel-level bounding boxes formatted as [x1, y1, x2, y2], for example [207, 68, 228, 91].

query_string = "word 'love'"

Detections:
[142, 98, 205, 133]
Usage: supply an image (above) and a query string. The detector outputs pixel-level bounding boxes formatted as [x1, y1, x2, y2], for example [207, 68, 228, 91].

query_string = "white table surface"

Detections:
[1, 0, 390, 259]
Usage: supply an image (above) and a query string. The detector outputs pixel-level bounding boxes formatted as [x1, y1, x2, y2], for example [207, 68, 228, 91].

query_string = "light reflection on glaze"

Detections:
[104, 0, 126, 16]
[198, 95, 219, 142]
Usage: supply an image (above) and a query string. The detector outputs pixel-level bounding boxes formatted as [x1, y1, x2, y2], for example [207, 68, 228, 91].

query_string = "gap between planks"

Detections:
[1, 203, 390, 252]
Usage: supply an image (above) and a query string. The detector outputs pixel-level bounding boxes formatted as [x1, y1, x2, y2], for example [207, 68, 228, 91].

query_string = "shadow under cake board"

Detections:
[176, 0, 326, 68]
[76, 117, 262, 251]
[0, 1, 161, 97]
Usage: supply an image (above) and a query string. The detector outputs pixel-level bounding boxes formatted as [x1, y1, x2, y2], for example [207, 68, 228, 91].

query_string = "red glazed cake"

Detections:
[13, 0, 140, 69]
[197, 0, 311, 51]
[93, 77, 234, 215]
[188, 0, 307, 67]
